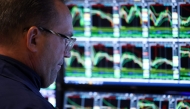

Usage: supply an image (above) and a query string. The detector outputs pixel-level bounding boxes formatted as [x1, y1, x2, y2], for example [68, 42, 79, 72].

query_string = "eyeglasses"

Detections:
[37, 27, 76, 53]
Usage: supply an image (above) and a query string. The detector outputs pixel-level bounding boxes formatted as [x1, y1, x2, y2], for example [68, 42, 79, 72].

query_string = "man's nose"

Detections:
[64, 50, 71, 58]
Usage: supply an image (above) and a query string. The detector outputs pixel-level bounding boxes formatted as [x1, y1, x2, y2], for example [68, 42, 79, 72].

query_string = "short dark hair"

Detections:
[0, 0, 58, 46]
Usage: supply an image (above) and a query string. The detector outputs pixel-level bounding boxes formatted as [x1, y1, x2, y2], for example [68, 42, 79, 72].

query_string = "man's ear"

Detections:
[26, 26, 41, 52]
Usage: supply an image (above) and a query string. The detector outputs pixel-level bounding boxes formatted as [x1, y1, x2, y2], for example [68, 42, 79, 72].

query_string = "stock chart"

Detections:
[177, 99, 190, 109]
[66, 95, 82, 109]
[65, 93, 94, 109]
[65, 1, 190, 39]
[64, 41, 190, 85]
[61, 1, 190, 109]
[179, 3, 190, 38]
[65, 43, 86, 77]
[138, 97, 169, 109]
[68, 5, 85, 37]
[102, 96, 118, 108]
[66, 1, 190, 38]
[91, 4, 114, 37]
[64, 92, 190, 109]
[120, 4, 142, 38]
[179, 43, 190, 80]
[64, 1, 190, 86]
[91, 43, 114, 78]
[138, 98, 160, 109]
[149, 4, 172, 38]
[150, 43, 173, 79]
[120, 43, 143, 78]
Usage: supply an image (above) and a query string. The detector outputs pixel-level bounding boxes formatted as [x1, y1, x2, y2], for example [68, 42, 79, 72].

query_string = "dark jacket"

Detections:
[0, 55, 55, 109]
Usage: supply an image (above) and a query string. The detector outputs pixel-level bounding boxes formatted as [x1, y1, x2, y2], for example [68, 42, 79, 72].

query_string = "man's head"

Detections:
[0, 0, 74, 88]
[0, 0, 57, 46]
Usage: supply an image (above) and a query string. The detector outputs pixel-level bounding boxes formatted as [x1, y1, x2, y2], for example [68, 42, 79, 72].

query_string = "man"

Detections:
[0, 0, 75, 108]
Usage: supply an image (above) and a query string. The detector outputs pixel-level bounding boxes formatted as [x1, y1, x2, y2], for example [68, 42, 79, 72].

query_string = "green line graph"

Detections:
[151, 58, 173, 69]
[149, 5, 172, 26]
[65, 50, 85, 67]
[179, 4, 190, 38]
[180, 5, 190, 27]
[138, 100, 159, 109]
[91, 9, 113, 27]
[180, 17, 190, 27]
[91, 46, 113, 66]
[91, 44, 114, 77]
[70, 6, 85, 26]
[102, 99, 117, 109]
[120, 5, 142, 25]
[150, 45, 173, 79]
[180, 47, 190, 72]
[91, 6, 114, 37]
[151, 46, 173, 69]
[180, 48, 190, 58]
[92, 52, 113, 66]
[67, 97, 81, 108]
[177, 101, 190, 109]
[179, 46, 190, 80]
[119, 5, 142, 37]
[121, 52, 143, 68]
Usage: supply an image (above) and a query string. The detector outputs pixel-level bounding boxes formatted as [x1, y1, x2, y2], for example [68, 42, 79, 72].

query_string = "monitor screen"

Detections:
[63, 91, 190, 109]
[64, 1, 190, 88]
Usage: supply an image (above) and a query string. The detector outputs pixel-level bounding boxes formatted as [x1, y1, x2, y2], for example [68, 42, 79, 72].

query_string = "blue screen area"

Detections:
[64, 1, 190, 87]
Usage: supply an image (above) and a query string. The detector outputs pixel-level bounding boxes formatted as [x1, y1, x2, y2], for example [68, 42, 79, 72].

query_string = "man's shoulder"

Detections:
[0, 95, 55, 109]
[0, 75, 54, 109]
[0, 71, 25, 89]
[0, 81, 54, 109]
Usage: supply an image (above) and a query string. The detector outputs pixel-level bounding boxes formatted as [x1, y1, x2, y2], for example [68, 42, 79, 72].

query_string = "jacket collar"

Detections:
[0, 54, 42, 96]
